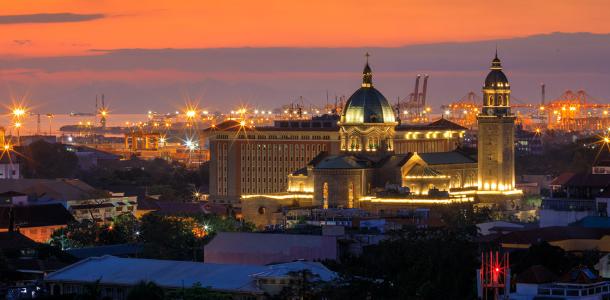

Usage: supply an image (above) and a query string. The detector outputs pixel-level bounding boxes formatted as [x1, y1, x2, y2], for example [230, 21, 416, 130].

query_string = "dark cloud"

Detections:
[0, 13, 105, 24]
[2, 32, 610, 112]
[13, 40, 31, 46]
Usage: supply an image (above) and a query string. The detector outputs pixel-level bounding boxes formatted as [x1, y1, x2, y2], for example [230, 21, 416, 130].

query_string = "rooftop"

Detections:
[418, 151, 477, 165]
[0, 178, 98, 201]
[0, 231, 38, 249]
[204, 232, 337, 265]
[0, 203, 74, 229]
[45, 255, 336, 293]
[500, 226, 610, 245]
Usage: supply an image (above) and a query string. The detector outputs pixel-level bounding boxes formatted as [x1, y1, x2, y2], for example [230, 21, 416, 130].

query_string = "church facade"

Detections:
[204, 54, 521, 227]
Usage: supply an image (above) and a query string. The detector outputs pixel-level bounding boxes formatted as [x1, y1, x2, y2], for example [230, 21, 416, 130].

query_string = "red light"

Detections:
[495, 267, 500, 272]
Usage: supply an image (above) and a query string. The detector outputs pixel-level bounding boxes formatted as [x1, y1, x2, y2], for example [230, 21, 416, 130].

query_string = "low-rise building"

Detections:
[510, 266, 610, 300]
[45, 255, 336, 300]
[204, 232, 337, 265]
[0, 203, 74, 243]
[540, 165, 610, 227]
[0, 151, 20, 179]
[499, 226, 610, 252]
[0, 179, 137, 223]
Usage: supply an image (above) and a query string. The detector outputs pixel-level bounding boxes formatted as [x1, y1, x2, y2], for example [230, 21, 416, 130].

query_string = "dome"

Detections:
[341, 61, 396, 124]
[484, 53, 509, 89]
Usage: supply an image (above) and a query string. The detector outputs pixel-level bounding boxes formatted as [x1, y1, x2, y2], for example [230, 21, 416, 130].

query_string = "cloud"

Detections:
[0, 13, 105, 25]
[13, 40, 32, 46]
[2, 32, 610, 112]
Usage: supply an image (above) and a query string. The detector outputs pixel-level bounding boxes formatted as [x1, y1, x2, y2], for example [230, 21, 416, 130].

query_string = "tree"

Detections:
[139, 214, 199, 260]
[126, 281, 164, 300]
[166, 282, 231, 300]
[50, 220, 98, 249]
[330, 227, 479, 300]
[21, 140, 78, 178]
[274, 269, 324, 300]
[50, 215, 139, 249]
[510, 242, 601, 276]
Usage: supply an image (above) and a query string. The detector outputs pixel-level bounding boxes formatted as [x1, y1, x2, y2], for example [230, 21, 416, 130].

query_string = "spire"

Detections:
[491, 48, 502, 70]
[362, 52, 373, 87]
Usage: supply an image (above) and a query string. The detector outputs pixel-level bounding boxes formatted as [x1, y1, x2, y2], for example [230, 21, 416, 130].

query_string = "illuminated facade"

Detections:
[203, 59, 466, 206]
[339, 59, 397, 152]
[228, 58, 480, 227]
[476, 53, 520, 200]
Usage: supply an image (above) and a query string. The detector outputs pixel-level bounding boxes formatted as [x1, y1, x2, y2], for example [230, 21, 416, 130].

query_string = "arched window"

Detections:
[350, 136, 360, 150]
[488, 96, 493, 106]
[323, 182, 329, 209]
[498, 95, 503, 106]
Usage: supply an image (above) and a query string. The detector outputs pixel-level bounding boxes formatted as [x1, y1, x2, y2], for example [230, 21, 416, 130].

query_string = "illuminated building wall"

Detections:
[477, 53, 517, 194]
[203, 118, 340, 204]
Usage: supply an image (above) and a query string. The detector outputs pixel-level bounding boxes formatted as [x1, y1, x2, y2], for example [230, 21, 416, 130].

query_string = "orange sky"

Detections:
[2, 0, 610, 57]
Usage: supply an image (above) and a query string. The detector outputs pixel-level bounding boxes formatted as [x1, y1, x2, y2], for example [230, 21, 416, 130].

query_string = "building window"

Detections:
[323, 182, 329, 209]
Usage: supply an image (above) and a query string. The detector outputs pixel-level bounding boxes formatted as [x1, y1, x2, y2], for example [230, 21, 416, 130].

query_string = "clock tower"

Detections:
[477, 52, 517, 195]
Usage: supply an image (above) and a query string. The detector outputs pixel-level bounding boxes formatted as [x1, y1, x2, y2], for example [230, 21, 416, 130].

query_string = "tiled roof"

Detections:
[418, 151, 477, 165]
[0, 179, 98, 201]
[0, 203, 74, 229]
[564, 172, 610, 188]
[395, 117, 467, 131]
[516, 265, 558, 284]
[0, 232, 37, 249]
[550, 172, 576, 186]
[500, 226, 610, 245]
[314, 155, 373, 169]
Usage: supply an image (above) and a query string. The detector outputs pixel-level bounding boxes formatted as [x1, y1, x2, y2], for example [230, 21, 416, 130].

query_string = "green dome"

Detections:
[341, 61, 396, 124]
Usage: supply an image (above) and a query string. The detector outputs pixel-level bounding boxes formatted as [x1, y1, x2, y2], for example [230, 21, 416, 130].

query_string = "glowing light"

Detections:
[241, 194, 313, 200]
[12, 107, 26, 118]
[186, 110, 197, 118]
[239, 120, 246, 126]
[100, 110, 108, 116]
[14, 122, 21, 128]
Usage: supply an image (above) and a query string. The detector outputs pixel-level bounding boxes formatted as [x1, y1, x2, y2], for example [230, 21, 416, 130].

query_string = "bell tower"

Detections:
[477, 52, 517, 194]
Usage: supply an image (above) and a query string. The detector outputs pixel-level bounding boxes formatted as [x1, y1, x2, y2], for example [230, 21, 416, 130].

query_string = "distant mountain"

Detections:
[1, 32, 609, 113]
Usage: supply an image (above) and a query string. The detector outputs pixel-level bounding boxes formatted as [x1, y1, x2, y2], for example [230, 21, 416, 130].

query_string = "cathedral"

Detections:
[204, 53, 521, 227]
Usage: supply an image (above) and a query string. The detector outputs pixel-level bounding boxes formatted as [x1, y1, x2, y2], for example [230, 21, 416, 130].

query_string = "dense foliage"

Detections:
[50, 212, 253, 261]
[515, 134, 606, 175]
[324, 227, 479, 300]
[21, 140, 78, 178]
[78, 158, 209, 201]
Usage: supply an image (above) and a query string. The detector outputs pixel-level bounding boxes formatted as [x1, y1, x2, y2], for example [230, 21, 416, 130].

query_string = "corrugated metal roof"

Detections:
[45, 255, 336, 293]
